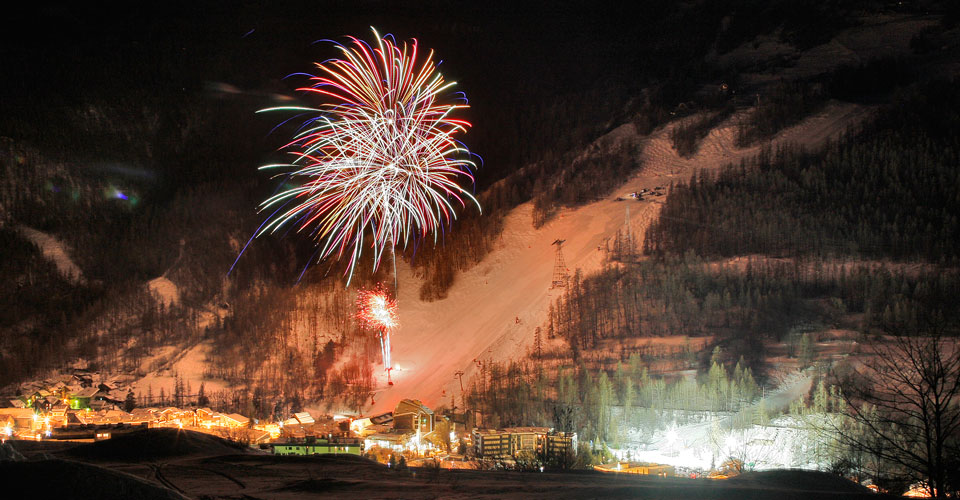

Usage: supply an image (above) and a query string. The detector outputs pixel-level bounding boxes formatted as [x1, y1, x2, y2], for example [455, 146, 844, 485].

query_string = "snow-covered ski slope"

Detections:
[368, 101, 873, 414]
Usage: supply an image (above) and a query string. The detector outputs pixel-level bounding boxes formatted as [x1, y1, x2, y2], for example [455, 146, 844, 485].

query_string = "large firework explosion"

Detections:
[255, 28, 479, 283]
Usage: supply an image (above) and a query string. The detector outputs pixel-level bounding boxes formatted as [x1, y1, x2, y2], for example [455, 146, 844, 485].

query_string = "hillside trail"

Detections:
[18, 225, 85, 284]
[361, 100, 872, 416]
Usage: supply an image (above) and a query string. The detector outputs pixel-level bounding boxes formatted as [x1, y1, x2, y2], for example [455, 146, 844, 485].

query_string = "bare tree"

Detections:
[836, 322, 960, 498]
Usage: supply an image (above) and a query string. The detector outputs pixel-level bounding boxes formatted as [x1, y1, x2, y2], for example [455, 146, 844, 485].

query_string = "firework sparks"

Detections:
[358, 286, 398, 377]
[255, 27, 479, 283]
[357, 286, 399, 332]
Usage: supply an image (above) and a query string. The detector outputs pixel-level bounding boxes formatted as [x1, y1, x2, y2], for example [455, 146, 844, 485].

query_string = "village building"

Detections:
[473, 427, 576, 461]
[504, 427, 550, 456]
[289, 412, 315, 425]
[221, 413, 250, 428]
[51, 422, 149, 440]
[473, 429, 512, 458]
[128, 408, 160, 425]
[94, 387, 123, 405]
[0, 408, 38, 434]
[370, 412, 394, 426]
[70, 387, 99, 409]
[253, 422, 282, 439]
[393, 399, 434, 435]
[71, 370, 94, 388]
[350, 411, 395, 436]
[349, 417, 372, 435]
[270, 436, 363, 456]
[65, 409, 86, 425]
[545, 431, 577, 461]
[229, 428, 271, 445]
[364, 430, 415, 452]
[48, 403, 69, 426]
[356, 423, 392, 437]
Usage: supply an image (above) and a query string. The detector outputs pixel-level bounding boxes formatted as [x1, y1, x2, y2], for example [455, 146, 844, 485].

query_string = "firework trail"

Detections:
[255, 27, 479, 283]
[357, 286, 399, 376]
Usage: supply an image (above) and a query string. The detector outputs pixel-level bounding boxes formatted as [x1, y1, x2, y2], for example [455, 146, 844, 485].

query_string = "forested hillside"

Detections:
[542, 79, 960, 376]
[645, 80, 960, 263]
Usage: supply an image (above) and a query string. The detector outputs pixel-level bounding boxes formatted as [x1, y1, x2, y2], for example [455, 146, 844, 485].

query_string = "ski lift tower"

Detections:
[551, 239, 569, 288]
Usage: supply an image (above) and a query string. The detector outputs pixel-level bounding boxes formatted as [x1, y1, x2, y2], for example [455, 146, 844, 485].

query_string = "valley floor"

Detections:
[4, 438, 892, 500]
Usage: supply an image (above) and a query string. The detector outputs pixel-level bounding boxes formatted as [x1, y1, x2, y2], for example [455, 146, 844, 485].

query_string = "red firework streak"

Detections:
[357, 286, 398, 385]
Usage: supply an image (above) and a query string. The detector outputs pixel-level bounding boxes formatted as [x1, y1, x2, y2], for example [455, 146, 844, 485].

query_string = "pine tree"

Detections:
[290, 392, 304, 413]
[597, 371, 614, 440]
[534, 327, 543, 361]
[756, 397, 768, 425]
[622, 378, 634, 424]
[813, 379, 829, 414]
[710, 346, 724, 367]
[124, 389, 136, 413]
[628, 353, 644, 380]
[799, 333, 814, 368]
[173, 373, 184, 407]
[197, 383, 209, 407]
[708, 361, 728, 411]
[614, 362, 626, 404]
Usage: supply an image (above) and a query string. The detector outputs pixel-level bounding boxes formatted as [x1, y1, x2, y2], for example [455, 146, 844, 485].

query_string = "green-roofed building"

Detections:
[270, 437, 363, 456]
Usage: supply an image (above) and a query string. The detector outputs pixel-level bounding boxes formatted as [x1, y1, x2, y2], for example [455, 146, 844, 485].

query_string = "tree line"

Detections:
[465, 348, 760, 452]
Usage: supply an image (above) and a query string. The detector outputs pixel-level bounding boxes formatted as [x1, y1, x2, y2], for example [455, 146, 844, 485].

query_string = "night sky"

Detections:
[1, 1, 672, 191]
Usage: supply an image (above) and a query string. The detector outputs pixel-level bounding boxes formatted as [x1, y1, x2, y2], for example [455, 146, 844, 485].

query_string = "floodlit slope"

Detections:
[130, 340, 232, 398]
[148, 277, 180, 308]
[626, 372, 815, 470]
[367, 101, 871, 414]
[18, 225, 85, 284]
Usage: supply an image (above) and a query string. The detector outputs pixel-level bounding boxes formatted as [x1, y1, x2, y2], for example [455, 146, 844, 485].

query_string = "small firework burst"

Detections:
[357, 285, 399, 331]
[357, 285, 398, 376]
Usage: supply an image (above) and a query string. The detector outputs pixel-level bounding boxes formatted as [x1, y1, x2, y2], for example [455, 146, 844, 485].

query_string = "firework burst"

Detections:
[255, 27, 479, 283]
[357, 286, 399, 332]
[357, 285, 398, 375]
